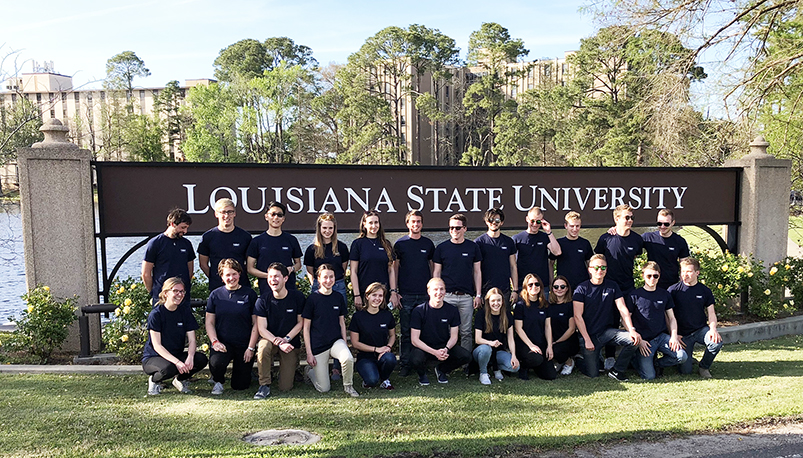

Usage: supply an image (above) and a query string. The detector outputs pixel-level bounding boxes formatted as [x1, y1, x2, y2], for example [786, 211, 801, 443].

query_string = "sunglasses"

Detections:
[645, 274, 660, 279]
[552, 284, 568, 290]
[489, 218, 502, 224]
[590, 265, 607, 271]
[623, 215, 634, 221]
[526, 282, 541, 287]
[528, 219, 543, 225]
[268, 212, 285, 218]
[449, 226, 464, 231]
[656, 222, 671, 227]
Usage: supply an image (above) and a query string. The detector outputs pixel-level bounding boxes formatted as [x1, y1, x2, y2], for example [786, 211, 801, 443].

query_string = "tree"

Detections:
[0, 45, 43, 166]
[181, 83, 239, 162]
[154, 81, 186, 161]
[105, 51, 150, 93]
[214, 37, 318, 82]
[124, 114, 166, 161]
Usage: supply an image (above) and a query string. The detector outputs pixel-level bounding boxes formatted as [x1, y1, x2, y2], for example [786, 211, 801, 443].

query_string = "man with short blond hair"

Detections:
[550, 211, 593, 290]
[198, 198, 252, 291]
[513, 206, 561, 291]
[642, 209, 690, 289]
[595, 204, 643, 294]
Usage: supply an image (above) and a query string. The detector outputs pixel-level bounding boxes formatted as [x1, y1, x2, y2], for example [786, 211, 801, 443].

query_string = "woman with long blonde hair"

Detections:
[304, 212, 349, 302]
[473, 287, 519, 385]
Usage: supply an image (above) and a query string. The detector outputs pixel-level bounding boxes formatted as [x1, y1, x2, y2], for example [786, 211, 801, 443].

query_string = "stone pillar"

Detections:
[724, 136, 791, 268]
[18, 119, 99, 351]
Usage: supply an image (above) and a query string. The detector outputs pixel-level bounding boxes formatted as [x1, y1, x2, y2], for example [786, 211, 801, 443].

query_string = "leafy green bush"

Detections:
[11, 285, 77, 363]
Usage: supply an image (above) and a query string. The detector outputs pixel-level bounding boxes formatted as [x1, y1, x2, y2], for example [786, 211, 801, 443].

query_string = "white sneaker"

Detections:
[561, 362, 575, 376]
[172, 377, 191, 394]
[479, 373, 492, 385]
[493, 370, 504, 381]
[343, 385, 360, 397]
[211, 382, 224, 395]
[603, 357, 615, 371]
[147, 376, 161, 395]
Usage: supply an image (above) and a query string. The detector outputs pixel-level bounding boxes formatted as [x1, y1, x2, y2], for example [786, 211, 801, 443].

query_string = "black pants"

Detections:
[516, 348, 557, 380]
[209, 345, 254, 390]
[142, 352, 208, 383]
[409, 346, 471, 376]
[552, 335, 580, 365]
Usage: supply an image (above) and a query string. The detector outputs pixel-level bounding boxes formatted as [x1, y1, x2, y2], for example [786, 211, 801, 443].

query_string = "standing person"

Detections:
[432, 213, 483, 353]
[142, 208, 195, 305]
[513, 274, 557, 381]
[197, 198, 252, 291]
[548, 275, 580, 376]
[629, 262, 687, 380]
[142, 277, 208, 395]
[668, 257, 724, 379]
[475, 208, 519, 302]
[595, 204, 644, 295]
[304, 212, 349, 302]
[409, 278, 472, 385]
[303, 264, 359, 397]
[253, 262, 304, 399]
[350, 209, 398, 310]
[513, 207, 561, 294]
[393, 210, 435, 376]
[349, 282, 398, 389]
[573, 254, 641, 381]
[247, 201, 303, 295]
[642, 209, 690, 290]
[205, 259, 259, 395]
[550, 211, 594, 291]
[473, 287, 519, 385]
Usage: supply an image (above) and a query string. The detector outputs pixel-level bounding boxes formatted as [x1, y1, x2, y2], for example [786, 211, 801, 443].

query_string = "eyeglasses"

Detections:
[656, 222, 671, 227]
[219, 210, 235, 215]
[489, 218, 502, 224]
[449, 226, 464, 231]
[645, 274, 660, 279]
[623, 215, 634, 221]
[552, 284, 568, 290]
[526, 282, 541, 287]
[170, 289, 186, 295]
[590, 265, 607, 271]
[268, 212, 285, 218]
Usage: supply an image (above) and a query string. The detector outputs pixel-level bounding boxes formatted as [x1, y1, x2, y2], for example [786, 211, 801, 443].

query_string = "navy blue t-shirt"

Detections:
[513, 301, 549, 349]
[254, 289, 305, 348]
[512, 231, 552, 287]
[573, 279, 624, 337]
[547, 301, 574, 341]
[302, 291, 346, 355]
[550, 236, 594, 291]
[348, 309, 396, 360]
[247, 231, 302, 293]
[628, 287, 674, 341]
[350, 237, 394, 291]
[474, 310, 513, 350]
[304, 241, 350, 281]
[142, 303, 198, 361]
[642, 231, 690, 289]
[143, 233, 196, 300]
[668, 282, 715, 336]
[433, 239, 482, 294]
[594, 231, 644, 292]
[197, 226, 252, 290]
[206, 286, 257, 348]
[410, 301, 461, 349]
[394, 235, 435, 296]
[475, 233, 517, 294]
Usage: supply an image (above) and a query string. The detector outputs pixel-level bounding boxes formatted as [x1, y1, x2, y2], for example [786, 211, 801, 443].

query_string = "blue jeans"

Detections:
[634, 333, 688, 380]
[399, 293, 428, 367]
[355, 352, 398, 387]
[679, 326, 723, 373]
[578, 328, 638, 377]
[473, 344, 519, 374]
[312, 279, 348, 304]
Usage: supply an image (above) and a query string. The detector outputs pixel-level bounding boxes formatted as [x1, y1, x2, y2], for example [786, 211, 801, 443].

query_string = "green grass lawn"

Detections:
[1, 335, 802, 458]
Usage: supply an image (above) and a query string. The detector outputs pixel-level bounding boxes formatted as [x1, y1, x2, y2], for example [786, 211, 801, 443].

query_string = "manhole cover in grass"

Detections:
[243, 429, 321, 446]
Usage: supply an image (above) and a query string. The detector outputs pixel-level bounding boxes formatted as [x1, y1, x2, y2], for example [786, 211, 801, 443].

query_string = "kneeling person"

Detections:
[629, 262, 687, 380]
[254, 262, 304, 399]
[410, 278, 472, 385]
[349, 282, 398, 389]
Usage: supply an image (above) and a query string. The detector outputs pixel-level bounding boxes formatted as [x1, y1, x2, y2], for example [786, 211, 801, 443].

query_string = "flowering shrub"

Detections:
[11, 285, 77, 363]
[103, 272, 211, 363]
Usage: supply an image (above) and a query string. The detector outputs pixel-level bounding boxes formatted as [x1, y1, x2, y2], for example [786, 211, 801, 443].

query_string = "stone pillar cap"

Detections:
[744, 135, 772, 159]
[32, 119, 77, 149]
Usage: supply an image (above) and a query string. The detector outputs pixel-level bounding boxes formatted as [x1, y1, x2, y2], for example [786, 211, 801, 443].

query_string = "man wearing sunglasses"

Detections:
[513, 206, 561, 297]
[247, 201, 303, 295]
[475, 208, 519, 302]
[595, 204, 644, 295]
[573, 254, 640, 381]
[642, 209, 690, 290]
[433, 214, 483, 353]
[628, 262, 687, 380]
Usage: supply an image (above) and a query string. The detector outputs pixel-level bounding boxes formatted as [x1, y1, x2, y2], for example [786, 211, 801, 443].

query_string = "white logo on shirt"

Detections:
[380, 324, 387, 328]
[420, 250, 427, 253]
[180, 249, 187, 252]
[602, 292, 609, 297]
[696, 295, 703, 299]
[461, 253, 469, 257]
[378, 248, 385, 251]
[537, 242, 544, 245]
[558, 313, 565, 316]
[333, 306, 339, 310]
[282, 246, 289, 250]
[233, 243, 241, 247]
[177, 322, 184, 326]
[237, 301, 244, 304]
[627, 247, 634, 251]
[657, 301, 664, 305]
[286, 309, 294, 313]
[502, 247, 508, 250]
[669, 247, 675, 251]
[441, 318, 448, 322]
[577, 249, 584, 253]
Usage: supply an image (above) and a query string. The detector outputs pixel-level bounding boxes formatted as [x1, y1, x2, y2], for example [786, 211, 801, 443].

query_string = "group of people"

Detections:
[139, 198, 724, 397]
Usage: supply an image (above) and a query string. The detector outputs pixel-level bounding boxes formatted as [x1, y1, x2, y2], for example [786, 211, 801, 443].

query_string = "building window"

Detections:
[11, 93, 17, 103]
[61, 92, 67, 101]
[36, 93, 42, 102]
[511, 86, 517, 97]
[50, 109, 55, 118]
[100, 91, 105, 100]
[445, 86, 450, 99]
[75, 93, 80, 102]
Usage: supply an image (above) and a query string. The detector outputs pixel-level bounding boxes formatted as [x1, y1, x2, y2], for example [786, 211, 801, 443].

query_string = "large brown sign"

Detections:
[95, 163, 740, 236]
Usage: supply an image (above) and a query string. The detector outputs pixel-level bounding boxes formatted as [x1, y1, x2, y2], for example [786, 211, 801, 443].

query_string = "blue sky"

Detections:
[2, 0, 596, 89]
